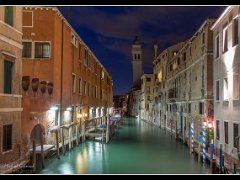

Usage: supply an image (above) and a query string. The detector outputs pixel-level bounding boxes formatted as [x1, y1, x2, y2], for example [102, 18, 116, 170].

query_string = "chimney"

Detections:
[154, 44, 158, 59]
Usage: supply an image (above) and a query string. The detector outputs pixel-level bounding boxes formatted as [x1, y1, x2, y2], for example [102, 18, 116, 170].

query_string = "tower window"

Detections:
[138, 54, 140, 59]
[134, 54, 137, 60]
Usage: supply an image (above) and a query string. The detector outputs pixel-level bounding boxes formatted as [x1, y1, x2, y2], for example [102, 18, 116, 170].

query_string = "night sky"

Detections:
[59, 6, 226, 96]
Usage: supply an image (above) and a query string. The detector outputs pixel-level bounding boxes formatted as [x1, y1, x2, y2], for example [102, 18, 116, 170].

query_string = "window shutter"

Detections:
[4, 60, 13, 94]
[5, 6, 13, 26]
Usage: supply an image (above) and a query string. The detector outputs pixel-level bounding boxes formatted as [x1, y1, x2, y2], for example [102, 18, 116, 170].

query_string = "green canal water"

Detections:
[39, 118, 210, 174]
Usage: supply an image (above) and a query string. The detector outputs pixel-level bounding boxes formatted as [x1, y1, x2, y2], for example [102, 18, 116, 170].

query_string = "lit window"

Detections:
[223, 26, 228, 53]
[35, 42, 50, 58]
[223, 77, 228, 100]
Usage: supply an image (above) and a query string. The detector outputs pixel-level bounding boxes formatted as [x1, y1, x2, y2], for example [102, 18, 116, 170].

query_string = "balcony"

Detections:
[0, 94, 22, 109]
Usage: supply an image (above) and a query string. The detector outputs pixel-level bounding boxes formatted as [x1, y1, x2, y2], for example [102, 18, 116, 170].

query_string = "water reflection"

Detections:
[39, 118, 210, 174]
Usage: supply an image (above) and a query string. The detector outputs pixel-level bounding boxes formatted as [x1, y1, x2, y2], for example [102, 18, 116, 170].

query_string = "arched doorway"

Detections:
[30, 124, 45, 145]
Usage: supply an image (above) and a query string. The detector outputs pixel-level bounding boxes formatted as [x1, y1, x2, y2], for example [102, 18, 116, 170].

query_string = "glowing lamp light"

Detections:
[66, 107, 72, 111]
[84, 113, 88, 117]
[203, 121, 207, 127]
[50, 106, 58, 111]
[208, 123, 213, 129]
[77, 113, 83, 118]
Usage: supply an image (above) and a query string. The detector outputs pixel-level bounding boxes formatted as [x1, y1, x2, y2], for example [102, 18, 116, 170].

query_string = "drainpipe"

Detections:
[60, 18, 64, 126]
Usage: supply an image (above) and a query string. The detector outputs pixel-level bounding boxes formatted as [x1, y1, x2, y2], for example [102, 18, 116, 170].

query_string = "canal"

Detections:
[39, 118, 210, 174]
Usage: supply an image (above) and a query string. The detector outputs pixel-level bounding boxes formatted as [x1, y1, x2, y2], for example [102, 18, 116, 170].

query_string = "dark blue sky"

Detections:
[59, 6, 226, 95]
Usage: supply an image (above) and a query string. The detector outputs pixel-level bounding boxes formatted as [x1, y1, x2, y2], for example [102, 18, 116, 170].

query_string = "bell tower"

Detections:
[131, 36, 143, 89]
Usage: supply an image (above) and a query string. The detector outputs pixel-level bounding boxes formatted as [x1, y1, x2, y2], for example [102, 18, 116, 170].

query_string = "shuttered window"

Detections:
[4, 6, 13, 26]
[233, 123, 239, 148]
[4, 60, 13, 94]
[3, 125, 12, 152]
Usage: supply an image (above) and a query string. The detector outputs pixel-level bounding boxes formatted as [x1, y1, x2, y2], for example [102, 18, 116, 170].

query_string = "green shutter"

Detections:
[5, 6, 13, 26]
[4, 60, 13, 94]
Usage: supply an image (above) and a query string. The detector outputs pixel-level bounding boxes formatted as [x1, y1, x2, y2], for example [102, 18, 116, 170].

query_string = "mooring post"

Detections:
[211, 158, 217, 174]
[219, 143, 223, 174]
[32, 140, 36, 174]
[234, 163, 237, 174]
[210, 139, 214, 161]
[40, 131, 45, 168]
[61, 128, 65, 155]
[56, 129, 60, 159]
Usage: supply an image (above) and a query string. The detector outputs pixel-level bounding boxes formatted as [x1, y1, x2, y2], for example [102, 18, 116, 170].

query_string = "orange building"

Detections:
[21, 7, 113, 159]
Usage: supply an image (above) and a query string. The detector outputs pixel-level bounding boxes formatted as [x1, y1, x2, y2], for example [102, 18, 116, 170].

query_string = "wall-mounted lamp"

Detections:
[66, 107, 72, 111]
[50, 106, 58, 111]
[203, 121, 207, 127]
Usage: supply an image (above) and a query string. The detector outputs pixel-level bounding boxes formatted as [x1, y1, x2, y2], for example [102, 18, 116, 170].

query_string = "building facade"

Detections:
[0, 6, 24, 173]
[21, 7, 113, 160]
[211, 6, 240, 166]
[140, 73, 155, 124]
[165, 18, 216, 142]
[153, 42, 184, 128]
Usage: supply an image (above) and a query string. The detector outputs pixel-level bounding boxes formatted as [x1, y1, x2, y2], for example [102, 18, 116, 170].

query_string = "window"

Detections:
[146, 87, 150, 93]
[88, 83, 90, 97]
[84, 81, 86, 96]
[216, 80, 220, 101]
[202, 32, 205, 44]
[189, 47, 192, 56]
[233, 18, 238, 46]
[147, 96, 150, 101]
[4, 60, 13, 94]
[22, 42, 32, 58]
[188, 103, 191, 113]
[233, 123, 239, 148]
[223, 77, 228, 100]
[233, 75, 239, 100]
[215, 35, 220, 58]
[216, 120, 220, 140]
[224, 121, 229, 144]
[146, 77, 151, 82]
[78, 78, 81, 95]
[35, 42, 50, 58]
[3, 124, 12, 152]
[92, 85, 94, 98]
[183, 52, 186, 61]
[94, 86, 97, 98]
[134, 54, 137, 60]
[177, 58, 180, 65]
[78, 43, 81, 59]
[223, 26, 228, 53]
[138, 54, 140, 59]
[170, 64, 173, 72]
[199, 102, 204, 115]
[84, 49, 88, 65]
[4, 6, 13, 26]
[72, 74, 76, 93]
